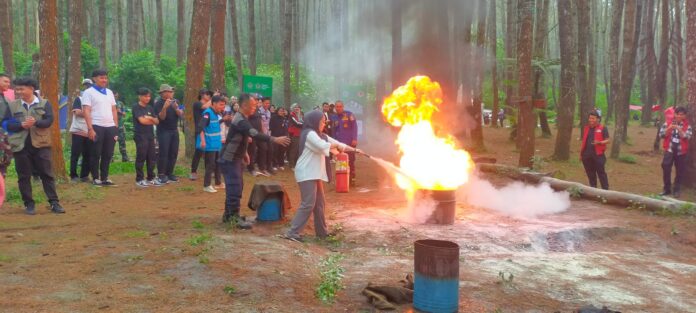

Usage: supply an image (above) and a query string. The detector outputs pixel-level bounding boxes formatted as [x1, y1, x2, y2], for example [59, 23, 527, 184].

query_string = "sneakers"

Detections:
[136, 180, 150, 188]
[280, 233, 304, 243]
[168, 175, 180, 183]
[203, 186, 218, 193]
[149, 179, 164, 186]
[156, 177, 169, 184]
[92, 179, 103, 186]
[50, 202, 65, 214]
[25, 203, 36, 215]
[272, 167, 278, 171]
[214, 184, 225, 189]
[251, 170, 261, 177]
[189, 172, 198, 180]
[257, 170, 271, 177]
[277, 166, 285, 171]
[70, 177, 80, 183]
[101, 179, 116, 187]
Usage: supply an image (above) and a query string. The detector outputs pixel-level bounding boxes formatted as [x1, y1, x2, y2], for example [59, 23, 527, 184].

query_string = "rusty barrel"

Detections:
[417, 189, 456, 225]
[413, 239, 460, 313]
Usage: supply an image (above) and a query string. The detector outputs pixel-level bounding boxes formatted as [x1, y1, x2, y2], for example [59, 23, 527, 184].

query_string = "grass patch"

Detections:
[315, 253, 345, 304]
[617, 154, 637, 164]
[223, 285, 237, 296]
[84, 186, 105, 200]
[177, 186, 195, 192]
[124, 230, 149, 238]
[187, 233, 212, 246]
[0, 254, 12, 262]
[108, 161, 136, 175]
[192, 219, 205, 230]
[5, 184, 46, 206]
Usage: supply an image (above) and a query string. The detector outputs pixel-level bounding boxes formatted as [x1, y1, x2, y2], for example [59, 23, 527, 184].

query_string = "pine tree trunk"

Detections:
[489, 0, 499, 129]
[684, 0, 696, 187]
[0, 0, 14, 77]
[177, 0, 186, 64]
[517, 0, 535, 167]
[505, 0, 518, 143]
[116, 0, 123, 59]
[553, 0, 577, 161]
[610, 0, 641, 158]
[229, 0, 244, 90]
[673, 0, 685, 104]
[183, 0, 213, 159]
[577, 0, 591, 130]
[98, 0, 107, 67]
[248, 0, 257, 75]
[587, 0, 598, 110]
[24, 0, 30, 51]
[139, 0, 147, 48]
[470, 0, 487, 150]
[534, 0, 551, 137]
[608, 0, 624, 123]
[210, 0, 227, 92]
[282, 0, 293, 107]
[656, 0, 670, 105]
[292, 0, 300, 93]
[67, 0, 83, 145]
[641, 0, 658, 126]
[127, 0, 139, 51]
[154, 0, 163, 63]
[39, 0, 67, 179]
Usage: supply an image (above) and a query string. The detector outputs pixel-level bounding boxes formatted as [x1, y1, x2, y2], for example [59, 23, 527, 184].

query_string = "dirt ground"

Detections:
[1, 125, 695, 312]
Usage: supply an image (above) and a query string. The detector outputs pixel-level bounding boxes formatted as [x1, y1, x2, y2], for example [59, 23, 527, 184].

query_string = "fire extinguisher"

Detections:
[335, 152, 350, 193]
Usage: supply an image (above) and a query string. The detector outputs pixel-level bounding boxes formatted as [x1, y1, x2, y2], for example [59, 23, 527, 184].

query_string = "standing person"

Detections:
[82, 69, 119, 186]
[68, 79, 93, 182]
[270, 107, 289, 170]
[498, 108, 505, 127]
[114, 92, 130, 162]
[3, 78, 64, 214]
[580, 111, 610, 190]
[197, 95, 226, 193]
[246, 99, 264, 176]
[283, 110, 362, 242]
[659, 107, 692, 198]
[258, 97, 273, 175]
[288, 103, 303, 169]
[331, 100, 358, 186]
[0, 74, 14, 178]
[154, 84, 183, 184]
[321, 102, 333, 137]
[132, 88, 162, 187]
[0, 73, 11, 120]
[190, 89, 213, 180]
[219, 94, 290, 227]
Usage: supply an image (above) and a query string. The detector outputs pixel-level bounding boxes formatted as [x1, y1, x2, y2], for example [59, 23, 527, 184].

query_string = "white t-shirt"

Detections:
[81, 87, 116, 127]
[294, 131, 346, 183]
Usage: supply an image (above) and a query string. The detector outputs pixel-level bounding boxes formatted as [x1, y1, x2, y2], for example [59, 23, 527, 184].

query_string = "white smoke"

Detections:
[459, 176, 571, 218]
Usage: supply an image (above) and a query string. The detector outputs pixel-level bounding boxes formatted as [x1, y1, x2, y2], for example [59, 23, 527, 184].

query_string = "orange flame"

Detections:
[382, 76, 474, 195]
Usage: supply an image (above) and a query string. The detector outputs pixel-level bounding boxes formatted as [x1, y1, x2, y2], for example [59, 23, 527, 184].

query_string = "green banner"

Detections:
[243, 75, 273, 97]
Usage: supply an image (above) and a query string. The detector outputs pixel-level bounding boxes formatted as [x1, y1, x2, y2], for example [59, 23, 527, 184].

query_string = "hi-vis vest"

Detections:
[8, 99, 52, 152]
[196, 107, 222, 152]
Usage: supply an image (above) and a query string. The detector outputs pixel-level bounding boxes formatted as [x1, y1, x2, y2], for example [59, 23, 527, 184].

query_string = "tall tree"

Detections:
[607, 0, 624, 122]
[116, 0, 124, 59]
[24, 0, 30, 51]
[533, 0, 551, 137]
[640, 0, 658, 125]
[177, 0, 186, 65]
[672, 0, 685, 104]
[292, 0, 300, 92]
[210, 0, 227, 92]
[610, 0, 642, 158]
[98, 0, 107, 68]
[127, 0, 139, 51]
[576, 0, 592, 129]
[39, 0, 67, 179]
[248, 0, 257, 75]
[553, 0, 577, 161]
[517, 0, 535, 167]
[154, 0, 164, 63]
[0, 0, 14, 77]
[685, 0, 696, 187]
[391, 0, 402, 88]
[488, 0, 499, 128]
[281, 0, 293, 107]
[183, 0, 213, 159]
[656, 0, 670, 106]
[229, 0, 244, 89]
[470, 0, 487, 149]
[67, 0, 83, 120]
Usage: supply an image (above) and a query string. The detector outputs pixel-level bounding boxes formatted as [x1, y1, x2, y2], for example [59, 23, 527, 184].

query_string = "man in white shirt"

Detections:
[81, 69, 119, 186]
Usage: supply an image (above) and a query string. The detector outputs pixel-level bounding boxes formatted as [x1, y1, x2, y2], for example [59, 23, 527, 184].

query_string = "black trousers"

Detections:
[157, 129, 179, 178]
[582, 155, 609, 190]
[203, 151, 222, 187]
[70, 134, 91, 179]
[247, 140, 257, 171]
[134, 134, 157, 181]
[273, 143, 287, 167]
[256, 141, 269, 171]
[191, 149, 203, 173]
[91, 125, 118, 181]
[288, 136, 300, 168]
[14, 145, 59, 206]
[661, 151, 687, 193]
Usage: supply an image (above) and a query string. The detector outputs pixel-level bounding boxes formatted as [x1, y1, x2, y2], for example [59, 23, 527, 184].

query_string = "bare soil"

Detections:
[1, 125, 695, 312]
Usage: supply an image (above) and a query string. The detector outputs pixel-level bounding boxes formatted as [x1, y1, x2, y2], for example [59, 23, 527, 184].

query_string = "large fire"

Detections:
[382, 76, 474, 196]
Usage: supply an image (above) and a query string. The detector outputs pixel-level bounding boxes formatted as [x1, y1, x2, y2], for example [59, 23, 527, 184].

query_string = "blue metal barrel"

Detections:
[413, 239, 460, 313]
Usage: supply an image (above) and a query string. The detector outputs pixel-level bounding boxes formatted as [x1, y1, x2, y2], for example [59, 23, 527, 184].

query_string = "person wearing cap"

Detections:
[658, 106, 693, 198]
[114, 91, 130, 162]
[68, 79, 94, 182]
[82, 69, 119, 186]
[2, 77, 64, 215]
[154, 84, 183, 184]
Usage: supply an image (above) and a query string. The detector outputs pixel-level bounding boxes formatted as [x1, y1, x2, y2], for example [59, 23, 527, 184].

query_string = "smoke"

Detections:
[459, 176, 571, 219]
[405, 196, 437, 224]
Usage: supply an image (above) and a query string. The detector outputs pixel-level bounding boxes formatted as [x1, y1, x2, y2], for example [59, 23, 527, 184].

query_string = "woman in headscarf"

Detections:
[284, 110, 361, 242]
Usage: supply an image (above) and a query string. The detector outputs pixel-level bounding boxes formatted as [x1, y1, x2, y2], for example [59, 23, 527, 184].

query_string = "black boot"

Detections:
[25, 203, 36, 215]
[50, 202, 65, 214]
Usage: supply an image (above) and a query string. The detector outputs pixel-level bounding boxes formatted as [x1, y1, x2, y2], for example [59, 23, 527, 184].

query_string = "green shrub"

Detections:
[617, 155, 637, 164]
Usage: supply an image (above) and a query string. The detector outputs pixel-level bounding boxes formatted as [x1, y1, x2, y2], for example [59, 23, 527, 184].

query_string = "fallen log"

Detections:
[476, 163, 695, 214]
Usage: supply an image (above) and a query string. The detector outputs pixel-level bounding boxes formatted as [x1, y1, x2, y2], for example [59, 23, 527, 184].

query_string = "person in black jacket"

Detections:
[246, 102, 263, 176]
[270, 107, 289, 170]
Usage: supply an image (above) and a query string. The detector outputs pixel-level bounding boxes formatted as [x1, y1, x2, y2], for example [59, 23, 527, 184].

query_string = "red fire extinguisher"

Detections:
[335, 152, 350, 193]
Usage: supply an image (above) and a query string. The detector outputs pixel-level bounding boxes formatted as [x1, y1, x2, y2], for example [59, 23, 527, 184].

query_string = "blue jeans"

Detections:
[220, 158, 244, 218]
